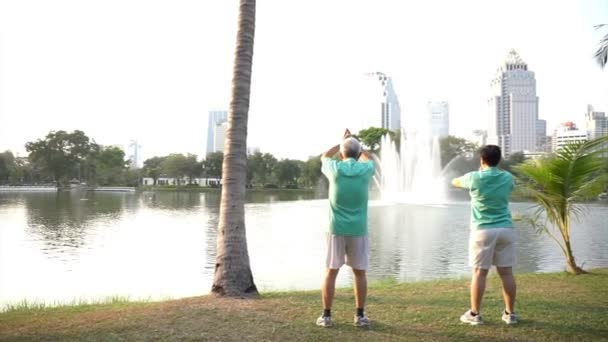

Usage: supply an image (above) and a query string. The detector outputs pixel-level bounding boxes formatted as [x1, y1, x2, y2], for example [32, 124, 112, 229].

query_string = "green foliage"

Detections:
[439, 135, 477, 168]
[162, 154, 200, 185]
[0, 151, 15, 184]
[203, 152, 224, 178]
[498, 151, 526, 174]
[354, 127, 395, 151]
[95, 147, 129, 186]
[301, 156, 323, 188]
[515, 136, 608, 273]
[142, 156, 167, 185]
[25, 130, 99, 184]
[246, 152, 277, 186]
[274, 159, 302, 187]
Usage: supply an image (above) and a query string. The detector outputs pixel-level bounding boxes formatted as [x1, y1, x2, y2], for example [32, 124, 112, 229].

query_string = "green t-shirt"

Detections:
[453, 167, 514, 229]
[321, 157, 375, 236]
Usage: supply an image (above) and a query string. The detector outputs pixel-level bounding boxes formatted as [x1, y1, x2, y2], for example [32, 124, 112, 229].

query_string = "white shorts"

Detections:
[325, 234, 369, 270]
[469, 228, 517, 270]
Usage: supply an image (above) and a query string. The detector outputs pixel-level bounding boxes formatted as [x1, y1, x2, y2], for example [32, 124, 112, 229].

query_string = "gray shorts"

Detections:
[469, 228, 517, 269]
[325, 234, 369, 270]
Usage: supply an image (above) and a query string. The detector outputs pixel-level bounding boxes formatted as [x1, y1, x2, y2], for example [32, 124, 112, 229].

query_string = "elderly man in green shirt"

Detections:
[316, 129, 375, 328]
[452, 144, 518, 325]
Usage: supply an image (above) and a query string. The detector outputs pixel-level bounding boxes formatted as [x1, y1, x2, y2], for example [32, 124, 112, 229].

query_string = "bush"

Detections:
[284, 184, 299, 189]
[263, 183, 278, 189]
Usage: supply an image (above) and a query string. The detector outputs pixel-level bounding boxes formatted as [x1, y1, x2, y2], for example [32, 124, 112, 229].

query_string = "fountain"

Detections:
[374, 128, 446, 203]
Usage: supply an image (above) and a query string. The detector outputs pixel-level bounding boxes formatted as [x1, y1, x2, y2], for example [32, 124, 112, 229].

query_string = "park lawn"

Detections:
[1, 269, 607, 341]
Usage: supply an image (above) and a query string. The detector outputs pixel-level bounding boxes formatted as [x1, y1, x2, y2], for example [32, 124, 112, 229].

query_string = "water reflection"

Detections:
[0, 191, 607, 309]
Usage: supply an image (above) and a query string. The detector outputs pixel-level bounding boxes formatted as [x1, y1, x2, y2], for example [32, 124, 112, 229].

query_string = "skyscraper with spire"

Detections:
[487, 50, 540, 156]
[365, 72, 402, 131]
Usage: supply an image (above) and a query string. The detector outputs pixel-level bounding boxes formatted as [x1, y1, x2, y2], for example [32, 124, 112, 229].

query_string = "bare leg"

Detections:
[497, 266, 516, 313]
[352, 268, 367, 310]
[322, 268, 340, 310]
[471, 267, 489, 313]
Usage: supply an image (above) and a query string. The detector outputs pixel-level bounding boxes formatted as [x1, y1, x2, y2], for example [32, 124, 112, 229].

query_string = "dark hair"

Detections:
[480, 145, 501, 166]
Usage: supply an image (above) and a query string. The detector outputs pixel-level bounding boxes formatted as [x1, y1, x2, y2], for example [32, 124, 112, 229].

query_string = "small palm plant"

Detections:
[515, 136, 608, 274]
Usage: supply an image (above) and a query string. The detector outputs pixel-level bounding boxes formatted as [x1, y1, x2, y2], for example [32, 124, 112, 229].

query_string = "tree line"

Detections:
[0, 127, 527, 188]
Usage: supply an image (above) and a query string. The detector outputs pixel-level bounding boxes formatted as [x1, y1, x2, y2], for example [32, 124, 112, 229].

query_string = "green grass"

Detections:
[1, 270, 607, 341]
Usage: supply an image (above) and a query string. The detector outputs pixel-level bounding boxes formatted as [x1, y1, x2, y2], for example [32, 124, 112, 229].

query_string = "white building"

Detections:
[585, 104, 608, 140]
[206, 110, 228, 154]
[427, 101, 449, 138]
[487, 50, 541, 156]
[212, 121, 228, 153]
[142, 177, 221, 187]
[363, 72, 402, 132]
[552, 122, 588, 152]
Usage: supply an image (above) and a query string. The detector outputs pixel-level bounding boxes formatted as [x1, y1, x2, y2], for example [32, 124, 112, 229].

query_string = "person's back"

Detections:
[463, 167, 513, 229]
[452, 145, 518, 326]
[316, 131, 375, 328]
[323, 158, 374, 236]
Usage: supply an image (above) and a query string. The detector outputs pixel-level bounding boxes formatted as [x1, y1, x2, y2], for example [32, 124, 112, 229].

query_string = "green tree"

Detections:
[95, 146, 129, 186]
[25, 130, 96, 184]
[498, 152, 526, 174]
[301, 156, 323, 188]
[439, 135, 477, 168]
[355, 127, 395, 151]
[595, 24, 607, 68]
[143, 156, 167, 185]
[247, 152, 277, 186]
[212, 0, 258, 297]
[0, 151, 15, 184]
[274, 159, 302, 188]
[203, 152, 224, 179]
[162, 154, 198, 185]
[515, 137, 608, 274]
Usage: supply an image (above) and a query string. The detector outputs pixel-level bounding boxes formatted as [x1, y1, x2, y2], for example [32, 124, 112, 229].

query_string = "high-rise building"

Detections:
[487, 50, 540, 156]
[552, 122, 588, 152]
[213, 121, 228, 153]
[128, 140, 141, 169]
[427, 101, 449, 138]
[206, 110, 228, 154]
[536, 119, 549, 152]
[365, 72, 402, 131]
[585, 104, 608, 140]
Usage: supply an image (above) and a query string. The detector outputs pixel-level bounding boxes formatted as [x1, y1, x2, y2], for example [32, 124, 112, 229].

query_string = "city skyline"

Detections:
[0, 1, 606, 160]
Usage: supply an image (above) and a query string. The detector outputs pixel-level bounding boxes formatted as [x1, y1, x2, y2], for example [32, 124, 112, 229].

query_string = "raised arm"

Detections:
[322, 144, 340, 159]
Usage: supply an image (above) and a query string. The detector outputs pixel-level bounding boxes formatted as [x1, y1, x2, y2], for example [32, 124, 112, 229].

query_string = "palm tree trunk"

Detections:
[563, 238, 586, 274]
[211, 0, 258, 297]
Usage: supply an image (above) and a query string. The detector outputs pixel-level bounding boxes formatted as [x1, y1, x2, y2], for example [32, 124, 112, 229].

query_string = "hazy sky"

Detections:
[0, 0, 607, 161]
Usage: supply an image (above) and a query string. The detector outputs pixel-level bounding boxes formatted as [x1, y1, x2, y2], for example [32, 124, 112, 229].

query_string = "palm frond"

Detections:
[595, 24, 608, 68]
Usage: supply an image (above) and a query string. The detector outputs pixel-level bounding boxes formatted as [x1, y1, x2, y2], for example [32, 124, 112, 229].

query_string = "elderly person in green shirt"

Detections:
[316, 129, 375, 328]
[452, 144, 518, 325]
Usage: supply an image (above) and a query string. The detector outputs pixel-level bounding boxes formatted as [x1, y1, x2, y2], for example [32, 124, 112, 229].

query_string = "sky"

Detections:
[0, 0, 607, 162]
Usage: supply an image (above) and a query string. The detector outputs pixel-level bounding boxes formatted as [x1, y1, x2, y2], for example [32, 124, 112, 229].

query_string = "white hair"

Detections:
[340, 137, 362, 159]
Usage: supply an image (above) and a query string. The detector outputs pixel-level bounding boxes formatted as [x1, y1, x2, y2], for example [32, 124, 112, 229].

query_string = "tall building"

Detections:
[206, 110, 228, 154]
[427, 101, 449, 138]
[536, 119, 549, 152]
[366, 72, 402, 131]
[213, 121, 228, 153]
[487, 50, 540, 156]
[128, 140, 141, 169]
[552, 122, 587, 152]
[585, 104, 608, 140]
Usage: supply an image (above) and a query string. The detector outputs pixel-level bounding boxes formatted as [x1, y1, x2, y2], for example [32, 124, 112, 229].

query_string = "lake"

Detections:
[1, 190, 607, 309]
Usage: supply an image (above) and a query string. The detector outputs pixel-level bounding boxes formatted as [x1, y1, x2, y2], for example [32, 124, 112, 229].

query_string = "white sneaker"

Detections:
[502, 311, 518, 324]
[354, 314, 371, 327]
[460, 310, 484, 325]
[316, 315, 333, 328]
